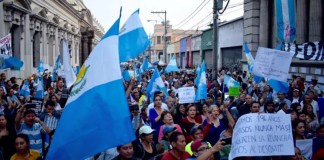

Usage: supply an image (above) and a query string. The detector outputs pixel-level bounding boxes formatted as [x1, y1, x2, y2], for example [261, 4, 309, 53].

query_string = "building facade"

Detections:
[243, 0, 324, 84]
[0, 0, 104, 78]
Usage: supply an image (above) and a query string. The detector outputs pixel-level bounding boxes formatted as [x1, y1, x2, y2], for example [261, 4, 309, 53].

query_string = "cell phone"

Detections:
[221, 137, 232, 145]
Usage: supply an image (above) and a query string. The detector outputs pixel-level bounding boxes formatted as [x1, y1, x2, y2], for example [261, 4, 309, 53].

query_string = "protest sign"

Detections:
[178, 87, 195, 104]
[0, 34, 12, 56]
[229, 113, 294, 159]
[229, 87, 240, 97]
[283, 41, 324, 61]
[253, 47, 293, 82]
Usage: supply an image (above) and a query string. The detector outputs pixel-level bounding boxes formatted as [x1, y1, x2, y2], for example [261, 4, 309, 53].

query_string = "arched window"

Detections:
[33, 31, 41, 67]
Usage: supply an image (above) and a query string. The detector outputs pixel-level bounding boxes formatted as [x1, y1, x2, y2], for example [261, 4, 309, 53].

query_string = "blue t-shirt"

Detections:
[17, 122, 43, 154]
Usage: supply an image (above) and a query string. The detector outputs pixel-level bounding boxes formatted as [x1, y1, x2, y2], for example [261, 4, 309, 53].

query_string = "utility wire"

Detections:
[173, 0, 211, 30]
[173, 0, 208, 27]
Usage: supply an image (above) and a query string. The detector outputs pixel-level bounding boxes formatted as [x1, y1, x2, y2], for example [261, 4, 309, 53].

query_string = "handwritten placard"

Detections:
[0, 34, 12, 56]
[229, 113, 294, 159]
[253, 47, 293, 82]
[178, 87, 195, 104]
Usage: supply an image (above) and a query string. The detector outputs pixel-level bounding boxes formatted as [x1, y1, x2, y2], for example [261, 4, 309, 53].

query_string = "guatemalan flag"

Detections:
[244, 42, 263, 84]
[37, 60, 44, 74]
[146, 68, 169, 101]
[119, 9, 150, 62]
[224, 75, 240, 88]
[194, 65, 201, 87]
[195, 60, 207, 101]
[46, 13, 135, 160]
[275, 0, 296, 43]
[19, 80, 30, 97]
[165, 55, 179, 73]
[51, 55, 61, 82]
[140, 58, 153, 73]
[34, 77, 44, 99]
[63, 40, 76, 88]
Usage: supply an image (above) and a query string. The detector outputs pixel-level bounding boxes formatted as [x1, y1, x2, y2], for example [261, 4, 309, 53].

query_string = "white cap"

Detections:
[139, 125, 154, 136]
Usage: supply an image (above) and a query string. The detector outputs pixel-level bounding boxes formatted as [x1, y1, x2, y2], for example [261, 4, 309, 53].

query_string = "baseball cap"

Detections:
[191, 139, 208, 152]
[139, 125, 154, 136]
[162, 126, 176, 136]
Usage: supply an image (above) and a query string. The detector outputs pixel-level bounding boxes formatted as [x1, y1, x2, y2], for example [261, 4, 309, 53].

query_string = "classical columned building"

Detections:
[0, 0, 104, 78]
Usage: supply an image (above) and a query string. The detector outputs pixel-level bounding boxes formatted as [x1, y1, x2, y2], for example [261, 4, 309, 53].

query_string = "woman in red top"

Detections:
[180, 104, 203, 142]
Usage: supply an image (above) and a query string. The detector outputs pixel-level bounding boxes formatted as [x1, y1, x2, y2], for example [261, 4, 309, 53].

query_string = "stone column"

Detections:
[243, 0, 260, 57]
[81, 36, 88, 64]
[0, 2, 5, 37]
[259, 0, 269, 47]
[295, 0, 307, 43]
[309, 0, 322, 41]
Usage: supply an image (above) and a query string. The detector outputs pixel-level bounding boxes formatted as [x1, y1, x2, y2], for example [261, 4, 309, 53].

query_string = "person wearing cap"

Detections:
[133, 125, 157, 160]
[185, 125, 212, 156]
[158, 111, 182, 143]
[308, 78, 321, 96]
[186, 139, 224, 160]
[15, 105, 51, 154]
[161, 132, 190, 160]
[161, 125, 177, 151]
[289, 89, 302, 104]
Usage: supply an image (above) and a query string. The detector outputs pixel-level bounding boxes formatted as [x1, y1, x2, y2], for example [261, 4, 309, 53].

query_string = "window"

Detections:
[157, 36, 161, 44]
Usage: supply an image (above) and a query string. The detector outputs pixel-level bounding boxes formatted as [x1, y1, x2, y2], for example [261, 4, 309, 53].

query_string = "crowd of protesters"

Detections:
[0, 64, 323, 160]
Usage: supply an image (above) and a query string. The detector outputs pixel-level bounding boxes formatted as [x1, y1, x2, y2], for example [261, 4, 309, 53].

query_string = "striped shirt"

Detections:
[17, 123, 43, 154]
[44, 115, 59, 130]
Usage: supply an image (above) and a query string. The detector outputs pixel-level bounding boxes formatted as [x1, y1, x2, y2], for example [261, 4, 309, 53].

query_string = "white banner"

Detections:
[283, 41, 324, 61]
[253, 47, 293, 82]
[0, 34, 12, 56]
[229, 113, 294, 160]
[178, 87, 195, 104]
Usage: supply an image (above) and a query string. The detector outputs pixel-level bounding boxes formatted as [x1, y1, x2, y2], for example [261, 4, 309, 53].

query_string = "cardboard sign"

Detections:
[178, 87, 195, 104]
[229, 87, 240, 97]
[253, 47, 293, 82]
[229, 113, 294, 159]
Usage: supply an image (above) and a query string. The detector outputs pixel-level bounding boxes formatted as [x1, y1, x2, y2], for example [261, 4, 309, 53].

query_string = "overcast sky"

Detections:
[83, 0, 243, 35]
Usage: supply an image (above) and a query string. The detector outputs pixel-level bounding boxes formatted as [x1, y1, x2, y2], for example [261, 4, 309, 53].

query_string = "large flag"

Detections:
[46, 14, 135, 160]
[165, 55, 179, 73]
[51, 55, 61, 81]
[140, 58, 153, 73]
[34, 77, 44, 99]
[243, 42, 263, 83]
[224, 75, 240, 88]
[146, 68, 169, 101]
[275, 0, 296, 43]
[63, 40, 76, 88]
[195, 60, 207, 101]
[194, 65, 201, 87]
[19, 80, 30, 97]
[119, 9, 150, 62]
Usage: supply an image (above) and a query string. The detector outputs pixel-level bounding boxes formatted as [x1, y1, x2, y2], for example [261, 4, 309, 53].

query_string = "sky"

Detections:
[83, 0, 244, 35]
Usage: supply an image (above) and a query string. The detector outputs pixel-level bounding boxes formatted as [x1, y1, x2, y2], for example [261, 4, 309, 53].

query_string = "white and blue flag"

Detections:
[140, 58, 153, 73]
[19, 80, 30, 97]
[37, 60, 44, 74]
[195, 60, 207, 101]
[63, 40, 76, 88]
[165, 55, 179, 73]
[275, 0, 296, 43]
[52, 55, 61, 81]
[34, 77, 44, 99]
[119, 9, 150, 62]
[146, 68, 169, 101]
[244, 42, 263, 83]
[46, 12, 135, 160]
[224, 75, 240, 88]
